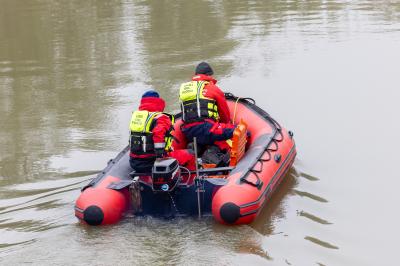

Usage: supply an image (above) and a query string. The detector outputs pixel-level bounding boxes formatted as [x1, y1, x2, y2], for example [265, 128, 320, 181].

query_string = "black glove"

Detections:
[155, 148, 165, 158]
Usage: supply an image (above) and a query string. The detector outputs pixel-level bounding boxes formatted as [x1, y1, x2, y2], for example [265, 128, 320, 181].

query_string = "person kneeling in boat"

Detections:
[179, 62, 236, 158]
[129, 90, 196, 173]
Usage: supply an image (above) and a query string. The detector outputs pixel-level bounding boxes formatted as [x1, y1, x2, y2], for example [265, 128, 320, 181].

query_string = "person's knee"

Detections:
[223, 128, 235, 139]
[210, 128, 234, 142]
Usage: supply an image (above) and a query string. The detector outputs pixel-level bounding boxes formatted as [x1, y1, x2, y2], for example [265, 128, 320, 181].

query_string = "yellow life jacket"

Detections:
[179, 81, 219, 123]
[129, 111, 174, 155]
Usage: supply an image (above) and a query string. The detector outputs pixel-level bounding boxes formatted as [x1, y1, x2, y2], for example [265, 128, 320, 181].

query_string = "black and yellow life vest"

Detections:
[129, 110, 174, 155]
[179, 81, 219, 123]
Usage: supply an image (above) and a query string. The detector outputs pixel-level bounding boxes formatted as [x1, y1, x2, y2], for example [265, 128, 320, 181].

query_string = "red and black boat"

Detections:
[74, 93, 296, 225]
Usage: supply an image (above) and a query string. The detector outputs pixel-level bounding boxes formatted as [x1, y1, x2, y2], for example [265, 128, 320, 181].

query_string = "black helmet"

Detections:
[195, 62, 214, 76]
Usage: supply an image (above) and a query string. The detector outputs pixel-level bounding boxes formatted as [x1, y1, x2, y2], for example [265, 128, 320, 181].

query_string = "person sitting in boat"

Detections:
[129, 90, 175, 173]
[129, 90, 196, 173]
[179, 62, 236, 154]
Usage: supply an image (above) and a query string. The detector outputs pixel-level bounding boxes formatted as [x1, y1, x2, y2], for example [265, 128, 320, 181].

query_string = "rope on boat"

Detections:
[232, 96, 241, 124]
[179, 166, 191, 186]
[225, 92, 286, 189]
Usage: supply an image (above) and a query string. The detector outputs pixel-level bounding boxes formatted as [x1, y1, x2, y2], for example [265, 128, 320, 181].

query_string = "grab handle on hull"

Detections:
[240, 171, 263, 190]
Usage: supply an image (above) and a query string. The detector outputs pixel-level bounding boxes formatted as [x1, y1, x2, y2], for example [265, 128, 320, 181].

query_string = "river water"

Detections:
[1, 1, 399, 265]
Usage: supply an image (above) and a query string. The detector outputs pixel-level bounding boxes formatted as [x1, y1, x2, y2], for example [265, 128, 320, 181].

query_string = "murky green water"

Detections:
[1, 0, 400, 265]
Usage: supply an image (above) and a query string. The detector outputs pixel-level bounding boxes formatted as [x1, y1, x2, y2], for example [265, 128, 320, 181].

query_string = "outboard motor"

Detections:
[152, 158, 180, 192]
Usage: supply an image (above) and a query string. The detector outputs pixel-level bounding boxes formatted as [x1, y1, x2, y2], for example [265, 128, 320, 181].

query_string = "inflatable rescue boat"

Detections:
[75, 93, 296, 225]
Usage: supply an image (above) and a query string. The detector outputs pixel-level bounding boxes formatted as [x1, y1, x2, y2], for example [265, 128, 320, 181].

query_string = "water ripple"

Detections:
[298, 210, 332, 225]
[293, 189, 329, 203]
[299, 172, 320, 181]
[304, 236, 339, 250]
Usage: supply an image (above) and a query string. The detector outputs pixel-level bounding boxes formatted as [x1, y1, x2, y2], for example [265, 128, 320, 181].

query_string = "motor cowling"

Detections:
[152, 158, 180, 192]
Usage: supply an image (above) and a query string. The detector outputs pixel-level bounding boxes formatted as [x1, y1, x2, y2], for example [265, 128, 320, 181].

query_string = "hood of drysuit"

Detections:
[138, 97, 166, 112]
[192, 74, 217, 84]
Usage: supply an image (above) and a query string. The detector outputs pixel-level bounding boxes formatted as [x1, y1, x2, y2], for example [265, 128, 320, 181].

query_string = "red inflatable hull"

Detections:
[75, 175, 130, 225]
[211, 100, 296, 224]
[75, 95, 296, 225]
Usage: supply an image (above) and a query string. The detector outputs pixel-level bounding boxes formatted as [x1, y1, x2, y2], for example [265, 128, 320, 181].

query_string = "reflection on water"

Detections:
[1, 0, 400, 265]
[250, 169, 298, 236]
